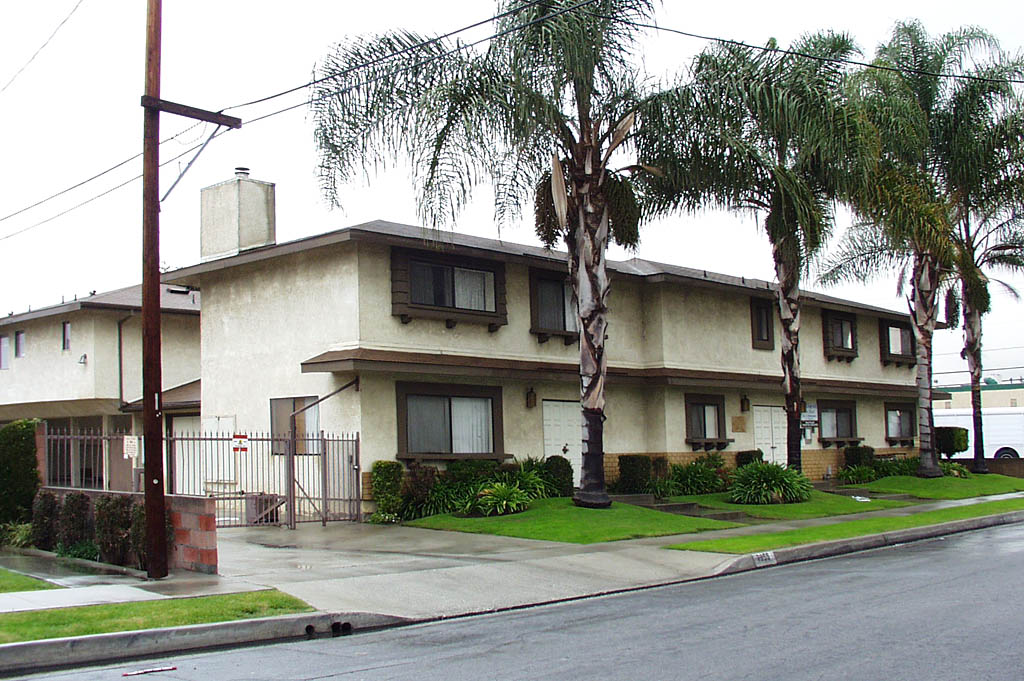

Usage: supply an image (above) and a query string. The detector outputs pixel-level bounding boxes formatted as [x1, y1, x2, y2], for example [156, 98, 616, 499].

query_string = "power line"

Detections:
[222, 0, 552, 113]
[934, 365, 1024, 375]
[935, 345, 1024, 356]
[601, 15, 1024, 86]
[0, 0, 87, 95]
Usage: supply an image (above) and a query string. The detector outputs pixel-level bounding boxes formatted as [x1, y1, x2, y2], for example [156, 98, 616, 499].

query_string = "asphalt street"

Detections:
[20, 523, 1024, 681]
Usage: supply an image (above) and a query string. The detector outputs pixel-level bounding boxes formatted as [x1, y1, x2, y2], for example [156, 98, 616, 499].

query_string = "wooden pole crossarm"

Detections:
[140, 95, 242, 129]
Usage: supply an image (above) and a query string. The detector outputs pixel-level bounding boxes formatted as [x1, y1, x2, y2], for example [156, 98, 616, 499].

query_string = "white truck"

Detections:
[933, 407, 1024, 459]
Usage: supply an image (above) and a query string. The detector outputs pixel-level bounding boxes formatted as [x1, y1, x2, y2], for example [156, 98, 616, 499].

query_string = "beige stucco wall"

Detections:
[199, 246, 361, 432]
[0, 313, 96, 407]
[799, 305, 917, 386]
[935, 388, 1024, 409]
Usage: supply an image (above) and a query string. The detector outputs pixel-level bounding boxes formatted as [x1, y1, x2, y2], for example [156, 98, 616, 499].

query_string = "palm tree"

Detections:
[310, 0, 670, 508]
[823, 21, 1018, 476]
[636, 33, 868, 471]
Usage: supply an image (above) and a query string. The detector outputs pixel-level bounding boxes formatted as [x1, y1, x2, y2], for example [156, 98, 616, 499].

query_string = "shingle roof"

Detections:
[0, 283, 200, 328]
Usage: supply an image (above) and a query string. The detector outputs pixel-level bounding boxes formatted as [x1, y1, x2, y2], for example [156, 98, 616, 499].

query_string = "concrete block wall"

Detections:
[42, 488, 217, 574]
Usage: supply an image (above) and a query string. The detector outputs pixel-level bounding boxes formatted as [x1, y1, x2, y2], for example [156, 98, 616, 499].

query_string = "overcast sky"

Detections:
[1, 1, 1021, 384]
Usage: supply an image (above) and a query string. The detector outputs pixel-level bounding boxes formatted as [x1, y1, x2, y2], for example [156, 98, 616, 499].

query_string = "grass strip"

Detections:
[0, 568, 61, 594]
[668, 490, 912, 520]
[849, 474, 1024, 500]
[0, 589, 312, 644]
[667, 497, 1024, 554]
[407, 496, 741, 543]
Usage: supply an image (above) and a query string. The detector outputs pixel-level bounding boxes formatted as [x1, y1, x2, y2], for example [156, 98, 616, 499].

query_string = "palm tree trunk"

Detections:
[570, 166, 612, 509]
[911, 253, 942, 477]
[773, 255, 803, 471]
[962, 289, 988, 473]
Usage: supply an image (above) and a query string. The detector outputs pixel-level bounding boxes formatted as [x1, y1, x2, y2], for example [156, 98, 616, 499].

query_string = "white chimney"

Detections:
[200, 167, 276, 261]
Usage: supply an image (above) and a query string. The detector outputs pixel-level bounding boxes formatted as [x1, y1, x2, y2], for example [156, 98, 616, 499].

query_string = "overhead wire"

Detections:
[0, 0, 87, 95]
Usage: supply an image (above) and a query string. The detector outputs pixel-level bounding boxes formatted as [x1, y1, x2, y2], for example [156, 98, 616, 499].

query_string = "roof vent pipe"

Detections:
[234, 167, 250, 179]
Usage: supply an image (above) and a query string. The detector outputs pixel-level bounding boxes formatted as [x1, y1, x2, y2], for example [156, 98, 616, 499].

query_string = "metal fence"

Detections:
[44, 429, 361, 528]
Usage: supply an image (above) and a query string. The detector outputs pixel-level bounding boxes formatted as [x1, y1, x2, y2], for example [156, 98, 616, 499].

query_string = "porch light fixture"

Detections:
[740, 395, 750, 412]
[78, 354, 88, 365]
[526, 387, 537, 409]
[799, 399, 807, 413]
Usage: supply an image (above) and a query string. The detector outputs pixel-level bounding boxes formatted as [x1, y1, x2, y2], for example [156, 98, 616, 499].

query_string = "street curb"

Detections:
[0, 610, 409, 677]
[714, 509, 1024, 575]
[1, 547, 149, 580]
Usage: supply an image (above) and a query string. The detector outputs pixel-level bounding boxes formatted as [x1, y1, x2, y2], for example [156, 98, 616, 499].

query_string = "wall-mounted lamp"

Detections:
[740, 395, 750, 412]
[799, 399, 807, 413]
[526, 387, 537, 409]
[78, 354, 88, 365]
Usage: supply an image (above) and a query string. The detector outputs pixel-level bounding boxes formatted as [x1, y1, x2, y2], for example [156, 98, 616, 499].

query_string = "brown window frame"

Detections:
[395, 382, 508, 462]
[818, 399, 862, 447]
[391, 247, 508, 331]
[529, 268, 579, 345]
[684, 393, 734, 451]
[822, 310, 857, 362]
[750, 297, 774, 350]
[14, 330, 25, 358]
[879, 319, 916, 367]
[884, 401, 916, 446]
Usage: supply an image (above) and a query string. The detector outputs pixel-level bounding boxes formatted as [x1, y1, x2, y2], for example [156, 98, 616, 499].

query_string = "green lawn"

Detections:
[850, 474, 1024, 500]
[669, 489, 912, 520]
[0, 568, 61, 594]
[667, 497, 1024, 555]
[406, 497, 741, 543]
[0, 590, 312, 644]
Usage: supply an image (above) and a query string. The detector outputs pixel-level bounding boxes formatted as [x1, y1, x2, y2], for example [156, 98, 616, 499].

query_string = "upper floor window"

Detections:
[61, 321, 71, 350]
[14, 331, 24, 358]
[822, 310, 857, 362]
[396, 382, 505, 460]
[885, 402, 915, 446]
[0, 335, 9, 370]
[684, 393, 732, 451]
[530, 269, 578, 343]
[879, 319, 915, 367]
[750, 298, 774, 350]
[391, 248, 507, 330]
[818, 399, 861, 447]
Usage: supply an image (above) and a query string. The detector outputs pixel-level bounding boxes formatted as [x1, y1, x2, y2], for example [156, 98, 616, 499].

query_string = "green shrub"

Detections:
[471, 482, 530, 517]
[446, 459, 498, 484]
[836, 465, 877, 485]
[939, 461, 972, 478]
[735, 450, 764, 468]
[57, 492, 92, 549]
[729, 462, 813, 505]
[399, 465, 438, 517]
[694, 452, 725, 470]
[0, 419, 40, 523]
[935, 427, 969, 459]
[0, 522, 33, 548]
[651, 457, 669, 480]
[371, 461, 404, 515]
[646, 477, 680, 500]
[616, 455, 652, 494]
[57, 540, 99, 561]
[129, 503, 175, 570]
[94, 495, 134, 566]
[493, 467, 549, 500]
[367, 511, 400, 524]
[873, 456, 919, 477]
[670, 462, 728, 495]
[542, 456, 574, 497]
[844, 445, 876, 469]
[420, 476, 475, 518]
[31, 491, 60, 551]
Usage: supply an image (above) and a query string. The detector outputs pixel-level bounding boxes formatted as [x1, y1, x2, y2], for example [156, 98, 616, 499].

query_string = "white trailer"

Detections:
[933, 407, 1024, 459]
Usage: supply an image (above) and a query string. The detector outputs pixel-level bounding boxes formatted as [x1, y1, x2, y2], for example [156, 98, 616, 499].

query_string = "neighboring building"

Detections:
[0, 284, 201, 489]
[934, 382, 1024, 410]
[164, 170, 925, 486]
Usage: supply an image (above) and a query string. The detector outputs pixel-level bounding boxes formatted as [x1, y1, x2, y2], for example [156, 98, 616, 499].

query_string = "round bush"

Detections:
[728, 462, 812, 505]
[670, 462, 727, 495]
[542, 456, 574, 497]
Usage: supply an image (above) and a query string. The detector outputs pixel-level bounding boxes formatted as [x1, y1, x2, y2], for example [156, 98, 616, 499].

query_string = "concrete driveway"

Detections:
[216, 522, 735, 619]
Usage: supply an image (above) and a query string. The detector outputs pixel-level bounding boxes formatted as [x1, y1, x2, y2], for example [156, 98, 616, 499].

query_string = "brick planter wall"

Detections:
[43, 488, 217, 574]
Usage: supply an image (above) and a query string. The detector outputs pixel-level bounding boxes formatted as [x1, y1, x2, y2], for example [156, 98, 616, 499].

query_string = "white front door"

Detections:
[543, 400, 582, 486]
[753, 406, 788, 465]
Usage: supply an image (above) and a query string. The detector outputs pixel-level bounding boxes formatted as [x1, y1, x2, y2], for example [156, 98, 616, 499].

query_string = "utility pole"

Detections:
[141, 0, 240, 578]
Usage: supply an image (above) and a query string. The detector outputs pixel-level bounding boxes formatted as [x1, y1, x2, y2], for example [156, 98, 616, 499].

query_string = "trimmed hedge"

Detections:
[370, 460, 404, 516]
[30, 491, 60, 551]
[542, 456, 574, 497]
[446, 460, 498, 483]
[844, 445, 876, 469]
[95, 495, 134, 566]
[735, 450, 764, 468]
[57, 492, 92, 549]
[935, 427, 969, 459]
[616, 455, 652, 494]
[0, 419, 40, 523]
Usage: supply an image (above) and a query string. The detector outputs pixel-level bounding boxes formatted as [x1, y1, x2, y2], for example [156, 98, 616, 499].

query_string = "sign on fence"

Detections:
[231, 434, 249, 454]
[123, 435, 139, 460]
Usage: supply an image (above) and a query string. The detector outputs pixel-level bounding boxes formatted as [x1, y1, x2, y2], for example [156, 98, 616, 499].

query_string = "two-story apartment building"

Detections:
[165, 171, 922, 487]
[0, 284, 201, 489]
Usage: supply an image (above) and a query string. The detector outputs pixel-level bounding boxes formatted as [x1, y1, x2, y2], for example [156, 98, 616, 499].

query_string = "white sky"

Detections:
[1, 1, 1021, 385]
